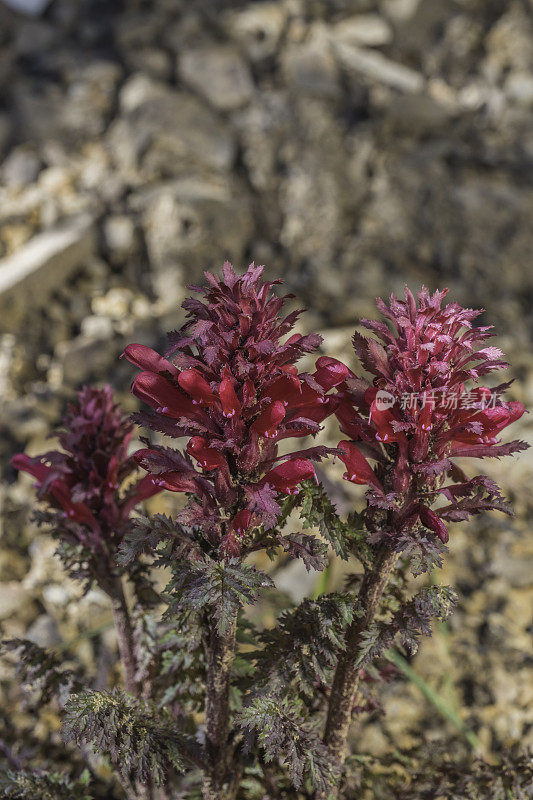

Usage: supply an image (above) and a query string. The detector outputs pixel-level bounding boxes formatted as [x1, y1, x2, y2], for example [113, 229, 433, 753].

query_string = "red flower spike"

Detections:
[126, 262, 338, 543]
[178, 369, 218, 407]
[338, 441, 383, 490]
[329, 285, 528, 548]
[251, 401, 286, 438]
[187, 437, 227, 470]
[11, 385, 161, 577]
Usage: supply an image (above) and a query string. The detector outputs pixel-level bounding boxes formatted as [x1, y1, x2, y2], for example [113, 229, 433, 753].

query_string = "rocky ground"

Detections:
[0, 0, 533, 795]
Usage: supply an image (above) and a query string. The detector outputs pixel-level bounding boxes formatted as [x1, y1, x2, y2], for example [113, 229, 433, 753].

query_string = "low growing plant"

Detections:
[2, 264, 529, 800]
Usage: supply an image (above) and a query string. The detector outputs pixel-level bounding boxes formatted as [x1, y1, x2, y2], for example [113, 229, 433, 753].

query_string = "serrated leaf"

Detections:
[165, 557, 273, 634]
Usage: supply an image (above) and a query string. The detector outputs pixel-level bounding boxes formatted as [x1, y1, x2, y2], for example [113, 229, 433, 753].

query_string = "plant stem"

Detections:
[202, 611, 238, 800]
[320, 546, 398, 796]
[107, 575, 139, 697]
[106, 574, 154, 800]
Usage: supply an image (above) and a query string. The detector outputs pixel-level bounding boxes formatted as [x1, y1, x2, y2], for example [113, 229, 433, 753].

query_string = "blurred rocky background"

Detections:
[0, 0, 532, 792]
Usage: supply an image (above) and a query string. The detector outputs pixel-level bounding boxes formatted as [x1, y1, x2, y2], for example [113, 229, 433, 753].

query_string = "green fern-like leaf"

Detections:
[299, 482, 367, 560]
[254, 594, 357, 696]
[165, 557, 273, 634]
[237, 693, 335, 792]
[355, 585, 458, 668]
[62, 689, 203, 785]
[1, 639, 81, 706]
[118, 513, 198, 567]
[0, 768, 92, 800]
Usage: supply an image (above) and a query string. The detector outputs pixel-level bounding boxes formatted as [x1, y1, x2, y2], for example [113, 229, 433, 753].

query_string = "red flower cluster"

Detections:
[11, 385, 160, 560]
[332, 287, 528, 546]
[124, 263, 344, 556]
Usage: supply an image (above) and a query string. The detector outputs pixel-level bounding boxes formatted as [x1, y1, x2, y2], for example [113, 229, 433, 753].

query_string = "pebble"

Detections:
[178, 45, 255, 111]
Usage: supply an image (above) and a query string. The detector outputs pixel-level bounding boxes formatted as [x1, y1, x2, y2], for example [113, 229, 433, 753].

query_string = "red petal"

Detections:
[252, 401, 286, 438]
[338, 441, 382, 489]
[121, 474, 162, 516]
[178, 369, 218, 406]
[369, 403, 404, 444]
[122, 343, 179, 376]
[230, 509, 252, 533]
[11, 453, 51, 483]
[295, 395, 339, 424]
[313, 356, 351, 390]
[262, 458, 316, 494]
[186, 437, 226, 470]
[50, 483, 99, 532]
[219, 367, 242, 418]
[151, 471, 200, 493]
[508, 401, 526, 424]
[132, 372, 196, 417]
[418, 403, 433, 432]
[335, 401, 365, 440]
[263, 374, 302, 406]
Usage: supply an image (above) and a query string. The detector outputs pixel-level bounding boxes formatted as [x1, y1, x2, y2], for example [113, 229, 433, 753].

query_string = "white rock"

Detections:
[382, 0, 421, 23]
[80, 315, 114, 339]
[0, 215, 95, 331]
[103, 215, 136, 256]
[333, 40, 425, 93]
[506, 72, 533, 107]
[332, 14, 393, 48]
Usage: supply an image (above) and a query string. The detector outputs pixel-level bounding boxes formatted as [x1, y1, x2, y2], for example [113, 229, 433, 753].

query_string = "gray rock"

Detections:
[178, 45, 254, 111]
[382, 0, 421, 23]
[2, 0, 51, 16]
[14, 61, 122, 143]
[80, 315, 114, 340]
[55, 330, 119, 384]
[281, 24, 340, 99]
[137, 176, 254, 309]
[1, 147, 41, 187]
[506, 72, 533, 108]
[13, 20, 57, 56]
[225, 2, 287, 62]
[109, 79, 236, 177]
[26, 613, 62, 648]
[382, 92, 455, 135]
[0, 215, 95, 331]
